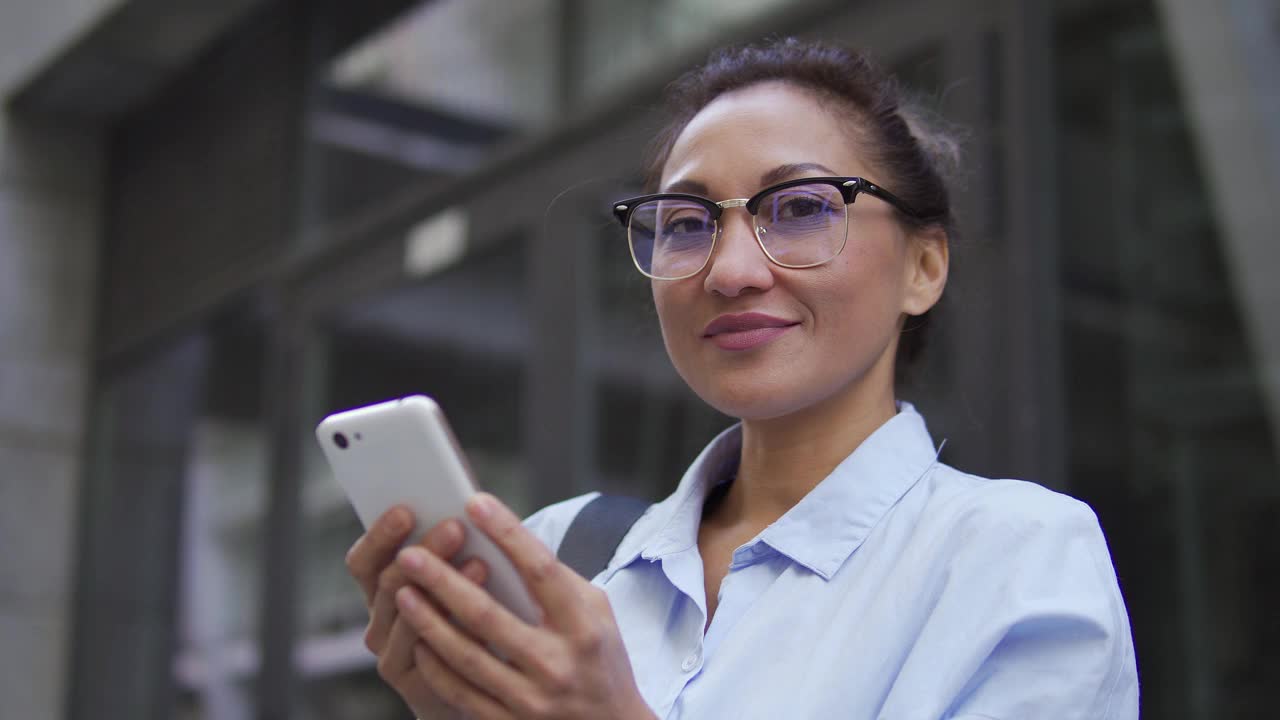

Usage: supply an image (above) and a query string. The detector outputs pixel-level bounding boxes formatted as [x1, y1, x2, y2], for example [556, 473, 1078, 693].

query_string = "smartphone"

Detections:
[316, 395, 541, 626]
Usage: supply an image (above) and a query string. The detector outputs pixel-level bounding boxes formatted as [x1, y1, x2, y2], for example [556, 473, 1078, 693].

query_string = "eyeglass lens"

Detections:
[628, 183, 847, 279]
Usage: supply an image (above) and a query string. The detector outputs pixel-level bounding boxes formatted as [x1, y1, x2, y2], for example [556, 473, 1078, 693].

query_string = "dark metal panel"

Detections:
[307, 0, 424, 62]
[523, 209, 589, 505]
[913, 23, 1008, 478]
[557, 0, 586, 108]
[99, 0, 308, 357]
[6, 0, 266, 124]
[1000, 0, 1068, 488]
[253, 292, 310, 720]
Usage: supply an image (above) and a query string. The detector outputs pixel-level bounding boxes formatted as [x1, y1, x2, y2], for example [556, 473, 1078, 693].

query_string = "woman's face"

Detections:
[653, 81, 945, 420]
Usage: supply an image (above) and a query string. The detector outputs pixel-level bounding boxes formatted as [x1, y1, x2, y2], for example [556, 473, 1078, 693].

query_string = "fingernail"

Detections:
[462, 559, 488, 584]
[396, 586, 420, 610]
[440, 519, 462, 546]
[387, 507, 410, 533]
[468, 494, 493, 520]
[399, 547, 427, 571]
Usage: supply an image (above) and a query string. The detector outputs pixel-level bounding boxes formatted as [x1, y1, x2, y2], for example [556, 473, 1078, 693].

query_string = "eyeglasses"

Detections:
[611, 176, 927, 281]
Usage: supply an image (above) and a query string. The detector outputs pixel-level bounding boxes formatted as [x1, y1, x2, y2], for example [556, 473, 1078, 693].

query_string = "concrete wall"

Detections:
[0, 2, 115, 718]
[0, 115, 103, 720]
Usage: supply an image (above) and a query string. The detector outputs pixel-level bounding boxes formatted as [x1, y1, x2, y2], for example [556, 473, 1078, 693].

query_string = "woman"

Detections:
[345, 39, 1139, 719]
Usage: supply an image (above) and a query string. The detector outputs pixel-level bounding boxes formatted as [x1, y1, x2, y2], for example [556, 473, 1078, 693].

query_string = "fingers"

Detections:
[366, 519, 469, 654]
[412, 643, 514, 720]
[420, 518, 466, 560]
[466, 493, 587, 630]
[346, 506, 414, 606]
[377, 560, 492, 697]
[397, 585, 540, 715]
[378, 615, 421, 679]
[459, 556, 490, 587]
[396, 545, 547, 674]
[366, 564, 406, 654]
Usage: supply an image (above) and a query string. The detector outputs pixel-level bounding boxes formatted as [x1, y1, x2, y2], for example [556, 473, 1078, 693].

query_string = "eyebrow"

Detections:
[660, 177, 708, 195]
[760, 162, 838, 187]
[660, 162, 840, 196]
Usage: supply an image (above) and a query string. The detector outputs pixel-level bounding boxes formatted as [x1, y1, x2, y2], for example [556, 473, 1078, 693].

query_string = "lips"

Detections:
[703, 312, 800, 351]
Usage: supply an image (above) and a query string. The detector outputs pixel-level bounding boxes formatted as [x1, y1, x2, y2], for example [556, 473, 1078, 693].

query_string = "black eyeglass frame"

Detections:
[612, 176, 925, 227]
[610, 176, 931, 279]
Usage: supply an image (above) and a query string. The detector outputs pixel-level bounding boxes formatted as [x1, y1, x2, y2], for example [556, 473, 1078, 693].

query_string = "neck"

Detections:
[713, 354, 899, 529]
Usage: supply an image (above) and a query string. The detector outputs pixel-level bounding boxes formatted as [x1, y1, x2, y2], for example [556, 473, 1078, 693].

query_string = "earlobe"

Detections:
[902, 228, 949, 316]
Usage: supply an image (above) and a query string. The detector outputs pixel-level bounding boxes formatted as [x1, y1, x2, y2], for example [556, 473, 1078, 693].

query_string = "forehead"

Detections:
[660, 81, 871, 193]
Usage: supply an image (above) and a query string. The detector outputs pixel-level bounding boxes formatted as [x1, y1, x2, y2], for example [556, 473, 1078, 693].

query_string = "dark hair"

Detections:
[645, 37, 962, 375]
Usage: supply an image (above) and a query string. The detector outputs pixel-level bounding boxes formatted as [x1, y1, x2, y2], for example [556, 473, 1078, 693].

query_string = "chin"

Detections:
[687, 372, 823, 421]
[674, 341, 894, 423]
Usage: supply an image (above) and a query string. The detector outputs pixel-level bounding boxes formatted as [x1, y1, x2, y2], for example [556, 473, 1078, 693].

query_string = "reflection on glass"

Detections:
[305, 0, 558, 235]
[330, 0, 558, 130]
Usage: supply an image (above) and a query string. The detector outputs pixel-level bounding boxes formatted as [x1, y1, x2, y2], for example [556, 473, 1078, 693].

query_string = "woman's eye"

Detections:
[777, 196, 828, 218]
[663, 217, 709, 235]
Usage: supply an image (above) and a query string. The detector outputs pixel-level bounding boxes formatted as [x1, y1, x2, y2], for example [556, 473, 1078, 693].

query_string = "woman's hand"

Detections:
[393, 493, 656, 720]
[345, 507, 487, 720]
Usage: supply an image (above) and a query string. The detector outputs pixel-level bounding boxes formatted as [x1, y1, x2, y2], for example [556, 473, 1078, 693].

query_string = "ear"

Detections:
[901, 226, 949, 317]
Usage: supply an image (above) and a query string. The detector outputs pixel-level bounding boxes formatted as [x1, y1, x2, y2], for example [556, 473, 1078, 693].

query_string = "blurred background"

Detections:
[1, 0, 1277, 718]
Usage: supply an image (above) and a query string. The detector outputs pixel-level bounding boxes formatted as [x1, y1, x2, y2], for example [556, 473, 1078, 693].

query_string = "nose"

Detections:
[702, 210, 775, 297]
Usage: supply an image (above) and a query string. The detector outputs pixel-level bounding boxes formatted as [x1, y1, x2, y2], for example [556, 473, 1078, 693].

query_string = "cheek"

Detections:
[813, 237, 906, 333]
[652, 281, 714, 395]
[651, 283, 674, 332]
[652, 282, 695, 348]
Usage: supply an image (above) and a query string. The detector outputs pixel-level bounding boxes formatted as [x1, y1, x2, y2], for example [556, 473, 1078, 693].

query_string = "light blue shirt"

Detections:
[525, 404, 1139, 719]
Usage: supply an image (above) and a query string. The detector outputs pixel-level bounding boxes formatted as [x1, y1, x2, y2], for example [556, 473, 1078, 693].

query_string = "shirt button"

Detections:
[681, 648, 701, 672]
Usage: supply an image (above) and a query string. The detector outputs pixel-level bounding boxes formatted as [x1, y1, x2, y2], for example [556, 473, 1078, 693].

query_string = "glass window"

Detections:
[330, 0, 559, 130]
[304, 0, 559, 236]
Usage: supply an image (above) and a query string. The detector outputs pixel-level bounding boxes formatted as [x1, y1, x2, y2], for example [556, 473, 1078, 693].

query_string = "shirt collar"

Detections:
[601, 402, 941, 583]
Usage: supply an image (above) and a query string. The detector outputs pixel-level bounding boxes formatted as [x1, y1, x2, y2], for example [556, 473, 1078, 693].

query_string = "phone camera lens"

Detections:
[333, 432, 349, 449]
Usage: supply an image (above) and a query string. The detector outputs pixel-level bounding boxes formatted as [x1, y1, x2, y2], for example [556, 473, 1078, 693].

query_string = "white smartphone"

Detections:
[315, 395, 541, 626]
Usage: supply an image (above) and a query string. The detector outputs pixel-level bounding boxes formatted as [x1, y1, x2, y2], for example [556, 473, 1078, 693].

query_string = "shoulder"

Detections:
[911, 464, 1130, 634]
[907, 464, 1127, 602]
[902, 467, 1139, 717]
[521, 491, 601, 555]
[918, 463, 1108, 548]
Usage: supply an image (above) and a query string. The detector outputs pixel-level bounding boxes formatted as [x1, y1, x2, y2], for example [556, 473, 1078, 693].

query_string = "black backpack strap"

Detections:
[557, 494, 650, 580]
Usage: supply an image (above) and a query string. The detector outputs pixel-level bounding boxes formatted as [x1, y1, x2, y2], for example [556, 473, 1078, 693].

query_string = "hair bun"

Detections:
[896, 98, 968, 193]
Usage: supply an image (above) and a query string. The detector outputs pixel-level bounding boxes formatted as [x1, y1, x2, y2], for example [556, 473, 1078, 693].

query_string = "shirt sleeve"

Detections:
[521, 491, 600, 555]
[888, 481, 1140, 720]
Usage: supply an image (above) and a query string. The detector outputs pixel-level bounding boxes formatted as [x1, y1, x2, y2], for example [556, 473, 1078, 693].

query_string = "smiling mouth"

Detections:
[703, 313, 800, 351]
